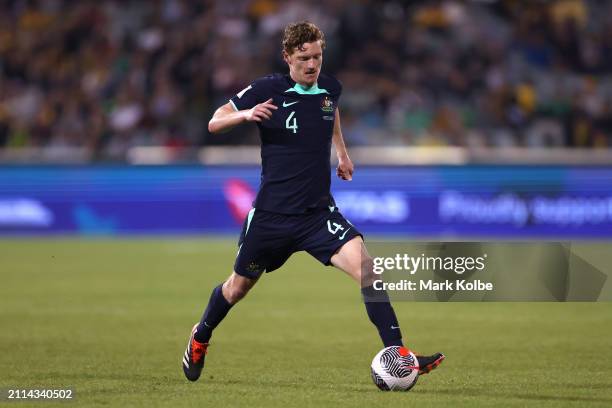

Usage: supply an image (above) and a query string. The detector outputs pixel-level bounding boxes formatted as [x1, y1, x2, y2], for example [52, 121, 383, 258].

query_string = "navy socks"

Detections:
[361, 285, 403, 347]
[194, 284, 233, 343]
[193, 283, 402, 347]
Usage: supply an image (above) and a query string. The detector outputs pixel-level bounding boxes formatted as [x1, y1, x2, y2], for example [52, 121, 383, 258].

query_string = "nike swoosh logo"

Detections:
[391, 325, 400, 330]
[338, 227, 351, 240]
[283, 101, 299, 107]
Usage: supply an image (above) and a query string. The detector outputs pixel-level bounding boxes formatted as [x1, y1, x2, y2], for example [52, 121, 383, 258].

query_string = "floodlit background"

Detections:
[1, 0, 611, 237]
[1, 1, 611, 407]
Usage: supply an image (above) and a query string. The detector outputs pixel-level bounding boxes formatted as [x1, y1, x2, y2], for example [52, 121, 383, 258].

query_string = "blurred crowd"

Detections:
[0, 0, 611, 159]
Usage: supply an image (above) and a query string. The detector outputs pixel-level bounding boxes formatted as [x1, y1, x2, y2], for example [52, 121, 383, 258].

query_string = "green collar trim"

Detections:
[285, 82, 329, 95]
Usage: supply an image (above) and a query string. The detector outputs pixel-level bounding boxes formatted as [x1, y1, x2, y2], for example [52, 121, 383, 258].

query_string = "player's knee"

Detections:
[225, 286, 248, 303]
[223, 274, 255, 304]
[361, 254, 376, 287]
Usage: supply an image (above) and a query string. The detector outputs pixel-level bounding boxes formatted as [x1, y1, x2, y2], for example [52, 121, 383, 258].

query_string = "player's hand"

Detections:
[244, 98, 277, 122]
[337, 156, 354, 181]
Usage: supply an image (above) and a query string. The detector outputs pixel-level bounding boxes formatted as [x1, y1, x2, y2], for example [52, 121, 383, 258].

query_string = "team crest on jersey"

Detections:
[321, 96, 334, 112]
[247, 261, 264, 274]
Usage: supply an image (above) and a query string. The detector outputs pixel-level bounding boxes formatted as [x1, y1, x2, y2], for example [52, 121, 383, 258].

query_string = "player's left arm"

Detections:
[333, 108, 353, 181]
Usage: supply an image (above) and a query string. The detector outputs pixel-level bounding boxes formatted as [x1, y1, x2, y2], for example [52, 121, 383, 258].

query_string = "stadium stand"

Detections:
[0, 0, 610, 162]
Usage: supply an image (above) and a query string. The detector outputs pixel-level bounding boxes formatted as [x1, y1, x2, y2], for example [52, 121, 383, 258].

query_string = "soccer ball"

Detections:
[370, 346, 419, 391]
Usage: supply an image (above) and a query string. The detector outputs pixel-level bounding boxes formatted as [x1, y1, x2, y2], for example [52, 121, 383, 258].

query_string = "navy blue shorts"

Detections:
[234, 207, 362, 279]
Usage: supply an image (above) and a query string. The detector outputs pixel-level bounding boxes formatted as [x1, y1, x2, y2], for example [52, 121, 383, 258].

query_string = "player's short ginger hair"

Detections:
[282, 21, 326, 55]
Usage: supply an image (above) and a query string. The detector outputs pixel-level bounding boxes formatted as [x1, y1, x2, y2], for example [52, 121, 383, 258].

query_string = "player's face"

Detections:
[284, 41, 323, 87]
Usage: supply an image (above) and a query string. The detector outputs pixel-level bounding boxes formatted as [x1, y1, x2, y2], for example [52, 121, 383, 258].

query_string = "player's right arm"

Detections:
[208, 99, 277, 134]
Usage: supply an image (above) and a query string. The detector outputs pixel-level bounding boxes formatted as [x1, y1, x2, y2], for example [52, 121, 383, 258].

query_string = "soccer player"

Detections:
[182, 21, 444, 382]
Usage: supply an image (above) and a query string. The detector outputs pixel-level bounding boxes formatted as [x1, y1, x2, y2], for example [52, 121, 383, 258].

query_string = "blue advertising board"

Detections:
[1, 165, 612, 237]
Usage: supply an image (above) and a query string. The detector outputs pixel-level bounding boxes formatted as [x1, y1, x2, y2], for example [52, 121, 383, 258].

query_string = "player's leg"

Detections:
[330, 237, 445, 374]
[302, 209, 445, 374]
[195, 272, 259, 343]
[296, 209, 402, 346]
[183, 208, 262, 382]
[330, 236, 404, 348]
[183, 209, 294, 381]
[331, 237, 445, 374]
[183, 272, 258, 382]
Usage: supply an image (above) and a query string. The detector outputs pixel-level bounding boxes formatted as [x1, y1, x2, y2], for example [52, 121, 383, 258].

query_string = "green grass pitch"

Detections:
[1, 238, 611, 407]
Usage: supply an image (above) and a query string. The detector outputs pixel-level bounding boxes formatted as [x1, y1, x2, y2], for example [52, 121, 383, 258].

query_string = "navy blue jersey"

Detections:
[230, 73, 342, 214]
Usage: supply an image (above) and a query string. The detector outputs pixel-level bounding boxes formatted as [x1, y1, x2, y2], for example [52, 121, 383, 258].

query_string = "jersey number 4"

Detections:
[286, 111, 298, 134]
